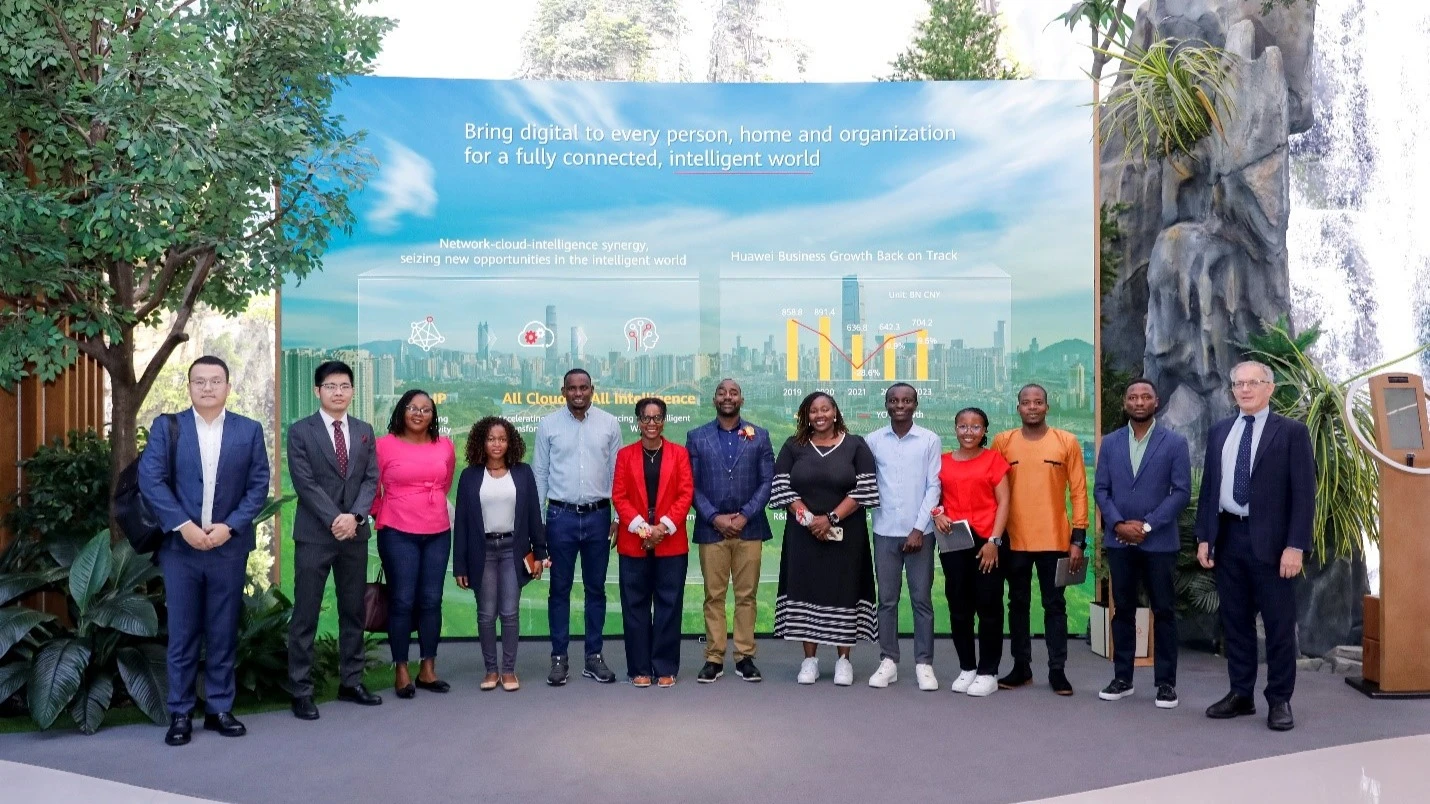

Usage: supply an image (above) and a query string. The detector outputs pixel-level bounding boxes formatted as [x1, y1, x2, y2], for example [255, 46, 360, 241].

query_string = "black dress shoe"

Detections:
[337, 683, 383, 706]
[1268, 701, 1295, 731]
[998, 663, 1033, 690]
[696, 662, 724, 683]
[1205, 692, 1257, 719]
[414, 678, 450, 693]
[291, 696, 320, 720]
[395, 683, 416, 699]
[164, 714, 192, 746]
[203, 712, 247, 737]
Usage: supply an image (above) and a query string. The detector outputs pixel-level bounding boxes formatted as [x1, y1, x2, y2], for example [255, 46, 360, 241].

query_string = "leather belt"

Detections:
[485, 532, 514, 540]
[548, 499, 610, 515]
[1219, 511, 1250, 523]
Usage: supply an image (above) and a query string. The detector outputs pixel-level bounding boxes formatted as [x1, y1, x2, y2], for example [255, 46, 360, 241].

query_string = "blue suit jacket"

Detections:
[1094, 424, 1192, 552]
[1195, 411, 1316, 564]
[685, 419, 774, 544]
[138, 408, 271, 558]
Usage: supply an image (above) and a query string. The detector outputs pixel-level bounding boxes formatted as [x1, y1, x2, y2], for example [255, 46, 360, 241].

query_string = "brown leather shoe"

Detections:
[501, 674, 520, 691]
[632, 675, 652, 687]
[657, 676, 676, 688]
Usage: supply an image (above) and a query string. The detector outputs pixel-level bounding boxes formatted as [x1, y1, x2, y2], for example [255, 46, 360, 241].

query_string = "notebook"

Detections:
[934, 519, 976, 553]
[1054, 556, 1088, 588]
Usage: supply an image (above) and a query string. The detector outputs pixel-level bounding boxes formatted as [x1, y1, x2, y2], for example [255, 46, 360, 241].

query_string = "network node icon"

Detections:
[519, 321, 557, 348]
[409, 316, 446, 352]
[625, 317, 660, 352]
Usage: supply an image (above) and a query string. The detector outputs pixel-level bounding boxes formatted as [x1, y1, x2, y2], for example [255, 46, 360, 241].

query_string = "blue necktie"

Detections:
[1232, 415, 1255, 506]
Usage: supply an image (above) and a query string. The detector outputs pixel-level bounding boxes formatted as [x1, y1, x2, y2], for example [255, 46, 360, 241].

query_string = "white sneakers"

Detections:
[915, 663, 938, 691]
[951, 669, 978, 693]
[797, 657, 820, 685]
[868, 658, 898, 688]
[833, 657, 855, 686]
[966, 674, 998, 697]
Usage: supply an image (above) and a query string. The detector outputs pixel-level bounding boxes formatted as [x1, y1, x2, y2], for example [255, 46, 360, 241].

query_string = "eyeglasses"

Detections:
[320, 383, 353, 392]
[188, 379, 226, 389]
[638, 415, 665, 424]
[1230, 380, 1269, 390]
[405, 406, 433, 415]
[955, 424, 984, 433]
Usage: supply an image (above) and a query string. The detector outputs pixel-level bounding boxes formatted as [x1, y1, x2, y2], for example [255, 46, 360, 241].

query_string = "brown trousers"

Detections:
[698, 539, 763, 662]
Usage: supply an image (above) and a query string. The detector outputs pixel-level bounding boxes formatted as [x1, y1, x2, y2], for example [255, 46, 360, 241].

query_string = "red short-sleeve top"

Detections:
[938, 449, 1010, 539]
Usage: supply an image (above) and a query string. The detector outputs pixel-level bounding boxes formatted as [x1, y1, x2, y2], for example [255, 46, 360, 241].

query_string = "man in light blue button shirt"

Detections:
[532, 368, 624, 685]
[864, 383, 943, 691]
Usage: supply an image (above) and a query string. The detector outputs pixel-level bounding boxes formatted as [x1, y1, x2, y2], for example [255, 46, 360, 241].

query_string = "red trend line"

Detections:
[792, 320, 924, 370]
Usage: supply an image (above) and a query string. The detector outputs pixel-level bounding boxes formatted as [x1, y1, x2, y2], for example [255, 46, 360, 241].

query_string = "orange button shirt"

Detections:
[991, 428, 1088, 552]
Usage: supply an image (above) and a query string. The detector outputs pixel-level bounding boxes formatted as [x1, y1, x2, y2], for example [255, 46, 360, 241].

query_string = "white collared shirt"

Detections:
[319, 408, 351, 457]
[194, 408, 226, 528]
[1219, 405, 1271, 516]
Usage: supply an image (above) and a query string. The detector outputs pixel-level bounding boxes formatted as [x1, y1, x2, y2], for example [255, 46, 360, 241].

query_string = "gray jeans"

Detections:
[873, 533, 936, 664]
[478, 538, 521, 674]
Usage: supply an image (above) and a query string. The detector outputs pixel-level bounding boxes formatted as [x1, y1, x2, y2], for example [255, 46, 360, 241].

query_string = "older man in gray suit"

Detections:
[286, 359, 382, 719]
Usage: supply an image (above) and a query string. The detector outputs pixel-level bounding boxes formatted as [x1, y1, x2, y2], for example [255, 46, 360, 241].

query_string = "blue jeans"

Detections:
[377, 527, 451, 663]
[478, 537, 521, 673]
[546, 504, 611, 658]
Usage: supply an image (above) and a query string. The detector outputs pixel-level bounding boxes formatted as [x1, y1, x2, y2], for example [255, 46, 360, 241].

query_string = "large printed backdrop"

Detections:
[279, 77, 1096, 638]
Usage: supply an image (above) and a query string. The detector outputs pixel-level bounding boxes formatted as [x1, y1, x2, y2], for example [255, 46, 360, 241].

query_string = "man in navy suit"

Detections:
[686, 379, 774, 683]
[1093, 379, 1191, 709]
[1197, 360, 1315, 731]
[139, 356, 270, 746]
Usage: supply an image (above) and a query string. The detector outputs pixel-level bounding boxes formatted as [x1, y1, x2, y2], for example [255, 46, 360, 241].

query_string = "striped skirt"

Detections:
[773, 515, 878, 646]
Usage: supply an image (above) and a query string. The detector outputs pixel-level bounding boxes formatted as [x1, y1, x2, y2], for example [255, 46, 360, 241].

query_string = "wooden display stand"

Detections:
[1089, 567, 1153, 667]
[1346, 373, 1430, 698]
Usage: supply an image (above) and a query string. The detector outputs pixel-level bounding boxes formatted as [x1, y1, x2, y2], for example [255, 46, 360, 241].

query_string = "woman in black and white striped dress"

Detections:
[769, 392, 880, 686]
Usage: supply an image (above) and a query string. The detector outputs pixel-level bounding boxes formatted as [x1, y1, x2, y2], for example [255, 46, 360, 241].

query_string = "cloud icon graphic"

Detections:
[519, 321, 557, 348]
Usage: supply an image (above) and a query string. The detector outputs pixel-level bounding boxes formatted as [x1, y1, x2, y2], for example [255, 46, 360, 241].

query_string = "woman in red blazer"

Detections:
[613, 397, 694, 688]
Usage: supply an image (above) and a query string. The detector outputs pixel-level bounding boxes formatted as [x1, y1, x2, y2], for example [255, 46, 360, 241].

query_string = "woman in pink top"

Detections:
[374, 389, 456, 698]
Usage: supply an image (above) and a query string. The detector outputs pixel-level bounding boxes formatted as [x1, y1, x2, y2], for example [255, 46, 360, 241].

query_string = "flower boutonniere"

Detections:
[740, 425, 756, 441]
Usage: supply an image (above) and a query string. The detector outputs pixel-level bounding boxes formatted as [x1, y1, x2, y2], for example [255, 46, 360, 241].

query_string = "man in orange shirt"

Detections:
[993, 384, 1089, 695]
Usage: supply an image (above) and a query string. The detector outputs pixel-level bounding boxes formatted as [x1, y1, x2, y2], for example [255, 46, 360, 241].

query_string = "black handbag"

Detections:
[112, 414, 179, 554]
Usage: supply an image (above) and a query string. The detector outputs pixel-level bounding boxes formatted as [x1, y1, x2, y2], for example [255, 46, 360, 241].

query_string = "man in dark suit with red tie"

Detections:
[1196, 360, 1316, 731]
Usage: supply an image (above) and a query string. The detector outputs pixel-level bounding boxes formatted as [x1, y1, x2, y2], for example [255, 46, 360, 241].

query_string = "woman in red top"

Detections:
[935, 406, 1010, 698]
[612, 397, 694, 688]
[373, 389, 456, 698]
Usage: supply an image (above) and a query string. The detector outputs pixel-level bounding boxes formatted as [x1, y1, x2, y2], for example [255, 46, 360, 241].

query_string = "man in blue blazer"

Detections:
[139, 356, 270, 746]
[1093, 379, 1191, 709]
[686, 379, 774, 683]
[1196, 360, 1316, 731]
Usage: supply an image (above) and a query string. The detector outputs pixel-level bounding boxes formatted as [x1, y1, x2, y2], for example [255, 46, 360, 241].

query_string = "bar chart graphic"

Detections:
[784, 317, 929, 381]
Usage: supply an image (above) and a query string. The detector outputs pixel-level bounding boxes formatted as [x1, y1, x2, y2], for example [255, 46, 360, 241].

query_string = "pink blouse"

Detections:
[373, 435, 456, 535]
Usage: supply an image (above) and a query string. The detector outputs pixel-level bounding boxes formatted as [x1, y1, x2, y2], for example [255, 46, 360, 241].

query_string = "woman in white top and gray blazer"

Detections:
[453, 417, 547, 691]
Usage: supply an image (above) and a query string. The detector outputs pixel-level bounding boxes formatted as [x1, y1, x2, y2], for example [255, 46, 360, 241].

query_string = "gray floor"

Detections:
[2, 638, 1426, 804]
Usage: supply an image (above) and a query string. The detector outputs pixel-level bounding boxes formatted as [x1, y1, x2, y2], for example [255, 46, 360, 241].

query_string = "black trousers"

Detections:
[1216, 518, 1297, 704]
[1106, 547, 1178, 687]
[1004, 549, 1068, 671]
[940, 538, 1004, 675]
[618, 552, 688, 678]
[288, 538, 369, 697]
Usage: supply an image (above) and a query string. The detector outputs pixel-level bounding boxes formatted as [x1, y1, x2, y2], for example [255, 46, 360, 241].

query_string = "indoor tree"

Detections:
[0, 0, 391, 495]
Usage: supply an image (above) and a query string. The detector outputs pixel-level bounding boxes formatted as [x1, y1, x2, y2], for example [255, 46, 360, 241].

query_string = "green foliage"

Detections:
[3, 431, 112, 571]
[0, 531, 167, 733]
[1052, 0, 1134, 80]
[1174, 474, 1218, 615]
[1240, 317, 1425, 562]
[1098, 37, 1236, 164]
[522, 0, 686, 81]
[312, 631, 383, 691]
[229, 588, 293, 704]
[888, 0, 1025, 81]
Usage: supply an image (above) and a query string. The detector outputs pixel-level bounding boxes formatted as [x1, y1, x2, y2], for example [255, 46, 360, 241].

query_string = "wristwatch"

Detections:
[990, 535, 1005, 547]
[353, 514, 367, 526]
[827, 511, 842, 525]
[1142, 522, 1153, 534]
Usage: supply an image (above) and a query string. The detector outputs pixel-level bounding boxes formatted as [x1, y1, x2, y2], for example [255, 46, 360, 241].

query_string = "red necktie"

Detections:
[333, 420, 349, 476]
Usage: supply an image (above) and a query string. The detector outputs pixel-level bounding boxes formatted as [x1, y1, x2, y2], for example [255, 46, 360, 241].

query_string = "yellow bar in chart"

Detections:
[883, 334, 897, 381]
[850, 334, 864, 380]
[916, 330, 929, 381]
[786, 319, 799, 381]
[818, 317, 832, 382]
